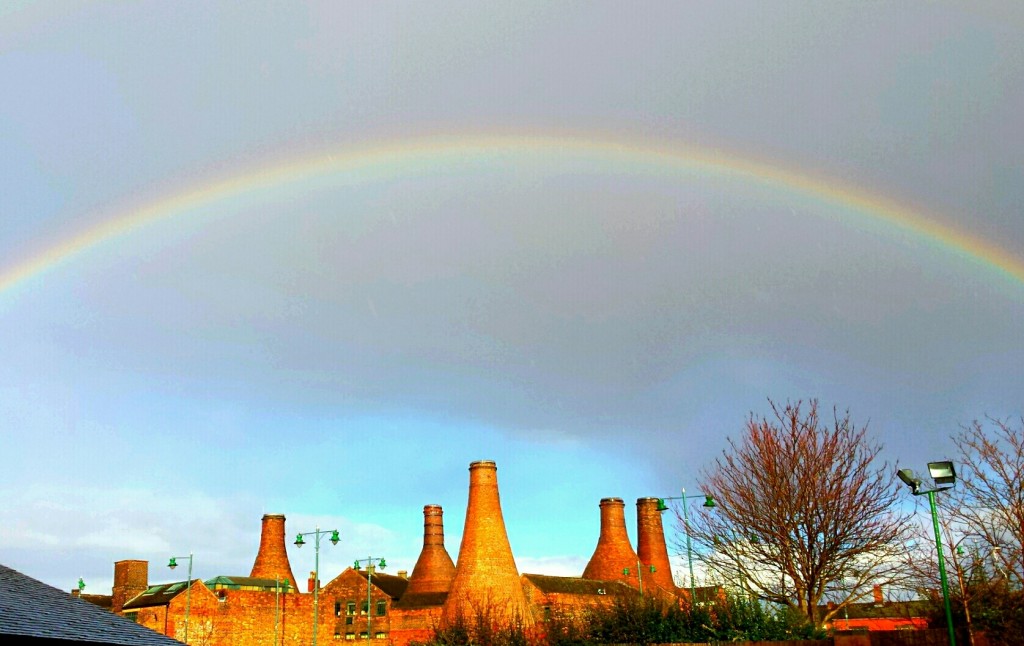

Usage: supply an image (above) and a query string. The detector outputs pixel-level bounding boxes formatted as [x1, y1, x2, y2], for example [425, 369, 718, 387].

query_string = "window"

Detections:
[335, 602, 342, 617]
[345, 617, 353, 625]
[359, 632, 368, 640]
[376, 600, 386, 616]
[346, 601, 356, 616]
[375, 632, 386, 640]
[345, 634, 355, 641]
[125, 612, 138, 623]
[361, 601, 368, 615]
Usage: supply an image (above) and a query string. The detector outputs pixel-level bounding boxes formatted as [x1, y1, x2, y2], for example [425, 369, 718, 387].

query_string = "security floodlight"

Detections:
[928, 461, 956, 486]
[897, 460, 957, 645]
[897, 468, 921, 494]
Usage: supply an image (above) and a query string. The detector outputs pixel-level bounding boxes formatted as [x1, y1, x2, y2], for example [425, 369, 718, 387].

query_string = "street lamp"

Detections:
[658, 489, 716, 601]
[295, 527, 340, 646]
[898, 460, 957, 646]
[167, 552, 194, 645]
[353, 557, 386, 644]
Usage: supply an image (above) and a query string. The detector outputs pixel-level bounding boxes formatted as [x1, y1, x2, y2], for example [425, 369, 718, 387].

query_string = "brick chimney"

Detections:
[636, 497, 678, 594]
[441, 461, 535, 628]
[308, 571, 317, 593]
[112, 560, 148, 614]
[250, 514, 299, 591]
[873, 584, 883, 604]
[405, 504, 456, 596]
[582, 498, 642, 587]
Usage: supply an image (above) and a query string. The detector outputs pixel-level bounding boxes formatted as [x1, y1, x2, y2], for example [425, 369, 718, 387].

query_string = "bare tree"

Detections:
[943, 417, 1024, 588]
[686, 399, 915, 627]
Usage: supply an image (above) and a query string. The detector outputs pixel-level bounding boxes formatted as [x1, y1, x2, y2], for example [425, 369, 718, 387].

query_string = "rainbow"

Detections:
[3, 133, 1023, 297]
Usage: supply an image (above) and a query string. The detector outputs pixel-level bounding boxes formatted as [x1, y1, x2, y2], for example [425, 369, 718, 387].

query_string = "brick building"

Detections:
[104, 460, 688, 645]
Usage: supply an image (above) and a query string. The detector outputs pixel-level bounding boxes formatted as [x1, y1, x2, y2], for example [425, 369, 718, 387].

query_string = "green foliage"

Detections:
[412, 606, 531, 646]
[932, 583, 1024, 646]
[417, 594, 824, 646]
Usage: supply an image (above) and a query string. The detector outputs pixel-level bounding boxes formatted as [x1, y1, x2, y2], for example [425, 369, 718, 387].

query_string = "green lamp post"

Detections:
[353, 557, 386, 644]
[295, 527, 340, 646]
[658, 489, 716, 601]
[167, 552, 194, 644]
[898, 460, 957, 646]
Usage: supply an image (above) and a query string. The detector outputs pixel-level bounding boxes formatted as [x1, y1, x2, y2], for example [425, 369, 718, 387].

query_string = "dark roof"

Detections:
[355, 571, 409, 599]
[204, 576, 293, 591]
[79, 594, 113, 610]
[522, 574, 634, 596]
[392, 591, 449, 609]
[825, 600, 932, 620]
[0, 563, 184, 645]
[122, 580, 198, 610]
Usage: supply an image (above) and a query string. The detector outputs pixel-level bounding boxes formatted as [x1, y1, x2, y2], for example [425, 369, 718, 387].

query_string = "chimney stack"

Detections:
[636, 497, 678, 594]
[308, 571, 317, 593]
[250, 514, 299, 591]
[441, 461, 535, 628]
[112, 560, 148, 614]
[582, 498, 642, 587]
[404, 504, 456, 597]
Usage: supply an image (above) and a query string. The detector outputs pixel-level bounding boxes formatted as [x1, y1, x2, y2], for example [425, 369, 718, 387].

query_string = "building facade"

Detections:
[107, 460, 690, 646]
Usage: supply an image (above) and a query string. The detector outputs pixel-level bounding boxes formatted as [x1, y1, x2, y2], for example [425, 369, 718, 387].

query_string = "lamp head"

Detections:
[294, 533, 305, 547]
[703, 495, 716, 508]
[330, 530, 340, 545]
[354, 560, 360, 570]
[897, 468, 921, 494]
[656, 498, 669, 512]
[378, 559, 386, 569]
[928, 461, 956, 486]
[77, 578, 85, 591]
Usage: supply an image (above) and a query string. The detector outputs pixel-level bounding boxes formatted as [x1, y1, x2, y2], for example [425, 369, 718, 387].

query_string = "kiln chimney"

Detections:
[112, 560, 148, 613]
[636, 497, 678, 594]
[582, 497, 642, 587]
[441, 461, 535, 628]
[405, 504, 456, 596]
[250, 514, 299, 590]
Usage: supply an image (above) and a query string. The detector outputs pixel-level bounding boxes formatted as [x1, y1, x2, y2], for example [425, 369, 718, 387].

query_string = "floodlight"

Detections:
[897, 468, 920, 493]
[928, 461, 956, 486]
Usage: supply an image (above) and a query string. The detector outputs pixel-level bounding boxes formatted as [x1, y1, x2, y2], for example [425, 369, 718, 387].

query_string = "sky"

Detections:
[1, 2, 1022, 595]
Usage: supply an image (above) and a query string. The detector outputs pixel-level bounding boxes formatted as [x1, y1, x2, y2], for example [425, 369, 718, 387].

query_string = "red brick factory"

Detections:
[91, 460, 697, 645]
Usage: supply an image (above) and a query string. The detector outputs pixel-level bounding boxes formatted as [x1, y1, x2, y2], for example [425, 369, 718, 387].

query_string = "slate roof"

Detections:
[204, 575, 293, 591]
[122, 580, 197, 610]
[79, 594, 113, 610]
[355, 570, 409, 600]
[0, 563, 184, 645]
[391, 590, 448, 609]
[823, 599, 932, 619]
[522, 573, 634, 596]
